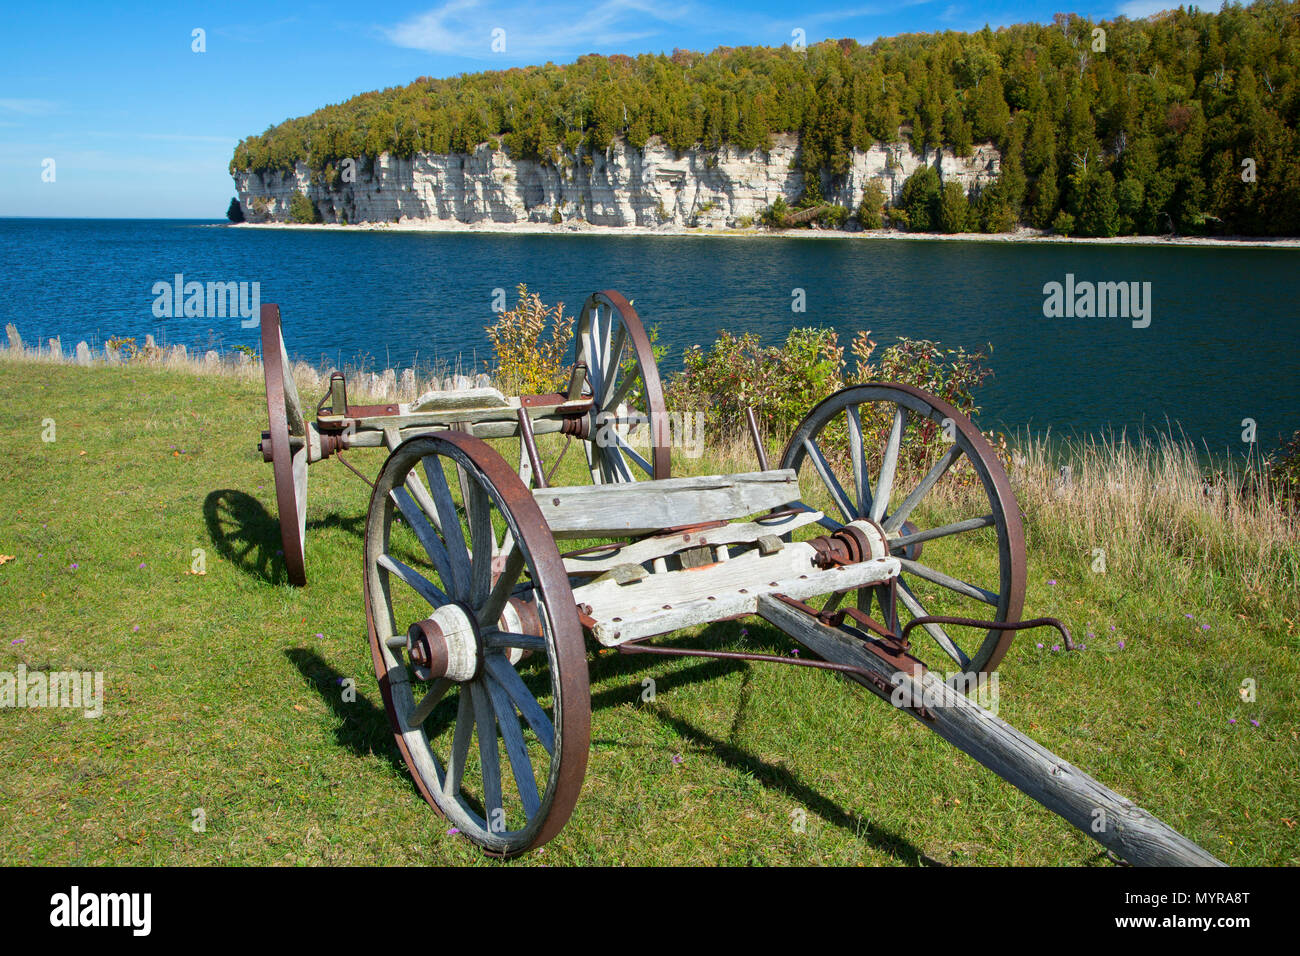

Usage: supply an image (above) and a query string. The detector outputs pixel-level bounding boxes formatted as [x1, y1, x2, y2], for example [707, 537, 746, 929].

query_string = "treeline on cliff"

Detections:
[230, 1, 1300, 236]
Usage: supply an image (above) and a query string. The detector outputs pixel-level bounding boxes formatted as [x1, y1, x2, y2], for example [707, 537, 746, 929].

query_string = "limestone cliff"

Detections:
[234, 134, 1000, 228]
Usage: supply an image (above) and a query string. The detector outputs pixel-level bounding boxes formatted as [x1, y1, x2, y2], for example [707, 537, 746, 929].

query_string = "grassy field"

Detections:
[1, 357, 1297, 866]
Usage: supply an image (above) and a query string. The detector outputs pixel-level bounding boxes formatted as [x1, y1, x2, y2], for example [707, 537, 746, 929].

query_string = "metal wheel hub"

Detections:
[891, 519, 924, 561]
[407, 604, 480, 683]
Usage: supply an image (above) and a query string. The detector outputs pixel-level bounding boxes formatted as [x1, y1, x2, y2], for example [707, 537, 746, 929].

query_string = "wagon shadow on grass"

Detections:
[283, 628, 931, 863]
[203, 489, 363, 585]
[583, 628, 936, 865]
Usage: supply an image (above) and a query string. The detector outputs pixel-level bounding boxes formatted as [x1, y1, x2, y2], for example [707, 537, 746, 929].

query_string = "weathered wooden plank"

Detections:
[755, 595, 1224, 867]
[574, 543, 899, 645]
[561, 509, 824, 575]
[409, 387, 511, 412]
[535, 469, 801, 538]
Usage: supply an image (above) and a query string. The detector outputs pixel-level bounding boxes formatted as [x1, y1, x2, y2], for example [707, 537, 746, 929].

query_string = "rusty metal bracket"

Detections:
[520, 392, 567, 408]
[903, 615, 1076, 651]
[772, 592, 928, 683]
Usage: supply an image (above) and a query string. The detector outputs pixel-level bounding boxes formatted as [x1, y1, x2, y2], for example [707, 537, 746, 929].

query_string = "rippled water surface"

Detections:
[3, 218, 1297, 454]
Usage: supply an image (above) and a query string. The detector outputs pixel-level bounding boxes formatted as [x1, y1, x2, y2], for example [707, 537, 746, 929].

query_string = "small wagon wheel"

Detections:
[574, 290, 671, 483]
[363, 432, 590, 856]
[258, 303, 308, 587]
[779, 384, 1026, 676]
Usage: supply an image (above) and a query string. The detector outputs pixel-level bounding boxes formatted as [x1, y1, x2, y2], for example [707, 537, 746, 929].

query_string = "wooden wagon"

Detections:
[257, 295, 1222, 865]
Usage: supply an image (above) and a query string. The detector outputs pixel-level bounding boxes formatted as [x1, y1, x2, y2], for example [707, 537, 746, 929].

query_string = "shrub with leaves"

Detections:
[1267, 429, 1300, 510]
[668, 327, 843, 441]
[484, 284, 573, 395]
[289, 191, 321, 224]
[847, 331, 994, 472]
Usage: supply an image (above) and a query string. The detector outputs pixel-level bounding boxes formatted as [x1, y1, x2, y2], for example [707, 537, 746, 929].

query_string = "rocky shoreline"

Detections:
[229, 219, 1300, 249]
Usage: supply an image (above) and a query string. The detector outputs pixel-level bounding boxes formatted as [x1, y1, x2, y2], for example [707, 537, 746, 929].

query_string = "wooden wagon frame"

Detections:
[256, 295, 1222, 865]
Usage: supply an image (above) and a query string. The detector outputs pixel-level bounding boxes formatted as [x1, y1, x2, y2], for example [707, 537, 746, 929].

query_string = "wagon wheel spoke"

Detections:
[443, 688, 474, 798]
[883, 443, 964, 533]
[898, 557, 999, 606]
[470, 678, 504, 833]
[871, 406, 907, 522]
[390, 486, 456, 588]
[897, 579, 970, 669]
[587, 309, 606, 401]
[408, 677, 453, 728]
[603, 426, 652, 478]
[483, 655, 555, 755]
[465, 479, 494, 608]
[484, 675, 542, 819]
[598, 322, 629, 409]
[403, 470, 443, 533]
[421, 457, 471, 597]
[484, 632, 548, 653]
[803, 437, 856, 523]
[846, 405, 873, 517]
[602, 443, 636, 483]
[893, 514, 995, 549]
[478, 545, 525, 627]
[378, 553, 449, 607]
[605, 363, 643, 416]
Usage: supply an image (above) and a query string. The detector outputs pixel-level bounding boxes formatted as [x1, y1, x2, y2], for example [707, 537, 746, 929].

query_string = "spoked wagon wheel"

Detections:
[363, 432, 590, 856]
[258, 303, 308, 587]
[780, 384, 1025, 676]
[575, 290, 671, 484]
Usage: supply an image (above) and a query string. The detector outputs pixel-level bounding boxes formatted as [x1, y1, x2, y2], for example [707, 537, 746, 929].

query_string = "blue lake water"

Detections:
[2, 217, 1297, 456]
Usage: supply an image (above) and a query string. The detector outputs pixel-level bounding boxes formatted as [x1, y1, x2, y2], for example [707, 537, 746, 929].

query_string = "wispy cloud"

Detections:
[0, 98, 57, 116]
[384, 0, 686, 58]
[382, 0, 911, 59]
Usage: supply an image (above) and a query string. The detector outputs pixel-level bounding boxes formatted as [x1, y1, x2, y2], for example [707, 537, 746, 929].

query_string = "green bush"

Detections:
[856, 182, 885, 229]
[668, 328, 844, 439]
[898, 166, 940, 231]
[1051, 210, 1076, 236]
[668, 324, 992, 461]
[820, 204, 849, 228]
[485, 284, 573, 394]
[937, 181, 970, 233]
[1268, 429, 1300, 509]
[760, 195, 790, 228]
[288, 191, 320, 224]
[226, 197, 245, 223]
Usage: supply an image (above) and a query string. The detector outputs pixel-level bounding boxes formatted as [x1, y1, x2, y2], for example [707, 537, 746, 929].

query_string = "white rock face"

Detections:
[235, 134, 1000, 228]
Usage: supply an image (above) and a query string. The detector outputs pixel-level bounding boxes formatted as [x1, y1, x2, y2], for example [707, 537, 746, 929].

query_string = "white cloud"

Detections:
[0, 99, 57, 116]
[384, 0, 690, 58]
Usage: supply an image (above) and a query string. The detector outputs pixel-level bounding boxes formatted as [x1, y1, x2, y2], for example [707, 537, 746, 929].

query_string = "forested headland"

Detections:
[230, 2, 1300, 237]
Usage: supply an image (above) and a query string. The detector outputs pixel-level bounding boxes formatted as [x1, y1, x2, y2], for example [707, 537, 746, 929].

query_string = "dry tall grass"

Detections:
[1011, 430, 1298, 619]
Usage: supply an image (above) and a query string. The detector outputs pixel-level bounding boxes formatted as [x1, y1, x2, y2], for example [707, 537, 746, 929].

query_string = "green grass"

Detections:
[1, 359, 1296, 865]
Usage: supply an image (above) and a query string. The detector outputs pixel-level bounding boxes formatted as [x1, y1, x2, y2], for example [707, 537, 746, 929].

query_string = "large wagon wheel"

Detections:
[574, 290, 670, 483]
[258, 303, 308, 587]
[780, 384, 1025, 676]
[363, 432, 590, 856]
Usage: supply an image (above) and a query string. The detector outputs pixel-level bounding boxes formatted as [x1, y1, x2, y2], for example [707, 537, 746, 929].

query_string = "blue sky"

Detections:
[1, 0, 1182, 218]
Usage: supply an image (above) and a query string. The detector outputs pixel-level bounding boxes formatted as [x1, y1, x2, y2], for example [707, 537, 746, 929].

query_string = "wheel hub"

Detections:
[407, 604, 480, 682]
[892, 520, 924, 562]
